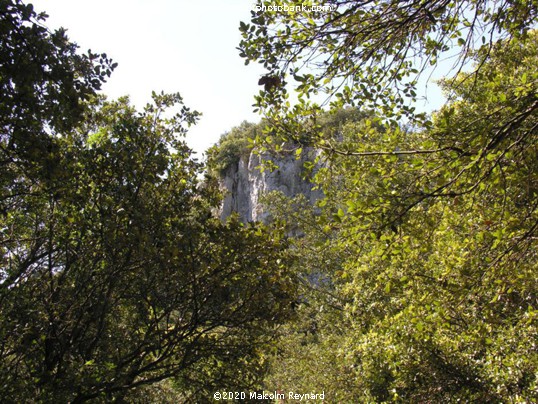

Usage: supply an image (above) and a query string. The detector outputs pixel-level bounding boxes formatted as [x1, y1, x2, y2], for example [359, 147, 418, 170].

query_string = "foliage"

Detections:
[259, 191, 357, 402]
[206, 121, 262, 174]
[0, 3, 297, 401]
[207, 108, 370, 179]
[257, 30, 538, 402]
[0, 0, 115, 177]
[0, 89, 297, 402]
[239, 0, 538, 144]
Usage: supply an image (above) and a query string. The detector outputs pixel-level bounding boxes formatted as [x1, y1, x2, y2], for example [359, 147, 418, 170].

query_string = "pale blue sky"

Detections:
[30, 1, 447, 156]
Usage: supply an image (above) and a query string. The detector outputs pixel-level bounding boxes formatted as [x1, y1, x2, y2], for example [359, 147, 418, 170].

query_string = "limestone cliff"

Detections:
[219, 150, 322, 222]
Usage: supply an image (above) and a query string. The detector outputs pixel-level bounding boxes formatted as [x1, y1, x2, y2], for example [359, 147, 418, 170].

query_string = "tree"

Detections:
[0, 0, 116, 265]
[205, 120, 262, 175]
[239, 0, 537, 141]
[240, 2, 538, 401]
[0, 2, 297, 401]
[0, 0, 115, 182]
[0, 90, 297, 402]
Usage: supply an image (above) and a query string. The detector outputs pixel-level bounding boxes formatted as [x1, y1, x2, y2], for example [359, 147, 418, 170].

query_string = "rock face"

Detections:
[219, 150, 322, 222]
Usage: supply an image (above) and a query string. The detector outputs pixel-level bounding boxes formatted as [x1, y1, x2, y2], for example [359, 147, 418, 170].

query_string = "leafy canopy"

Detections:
[0, 2, 297, 401]
[239, 1, 538, 402]
[239, 0, 537, 137]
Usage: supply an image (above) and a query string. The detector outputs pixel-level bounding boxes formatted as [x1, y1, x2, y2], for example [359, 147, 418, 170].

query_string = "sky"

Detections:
[30, 0, 266, 157]
[30, 0, 448, 157]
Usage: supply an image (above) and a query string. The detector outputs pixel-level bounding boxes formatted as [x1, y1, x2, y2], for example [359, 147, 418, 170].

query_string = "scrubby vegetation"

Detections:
[206, 121, 262, 174]
[1, 0, 537, 402]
